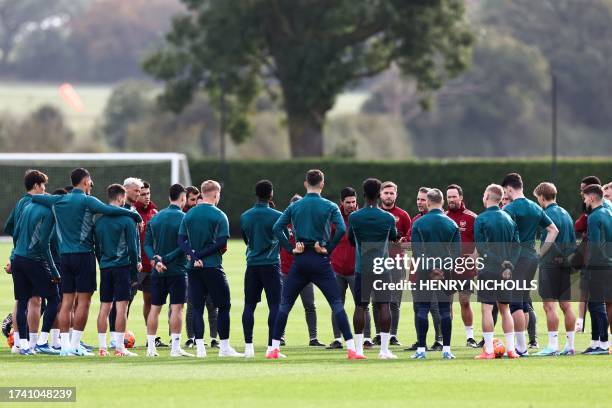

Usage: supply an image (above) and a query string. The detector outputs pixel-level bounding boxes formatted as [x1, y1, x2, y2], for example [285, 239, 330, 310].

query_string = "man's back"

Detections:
[181, 203, 229, 268]
[94, 214, 138, 270]
[503, 197, 552, 256]
[474, 206, 520, 274]
[14, 203, 55, 263]
[349, 206, 397, 274]
[586, 205, 612, 268]
[240, 203, 282, 266]
[146, 204, 187, 276]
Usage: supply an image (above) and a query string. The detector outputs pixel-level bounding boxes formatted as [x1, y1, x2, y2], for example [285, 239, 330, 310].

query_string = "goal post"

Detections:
[0, 153, 191, 234]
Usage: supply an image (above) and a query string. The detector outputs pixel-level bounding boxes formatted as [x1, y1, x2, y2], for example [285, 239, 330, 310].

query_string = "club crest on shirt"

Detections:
[394, 215, 400, 223]
[460, 220, 467, 227]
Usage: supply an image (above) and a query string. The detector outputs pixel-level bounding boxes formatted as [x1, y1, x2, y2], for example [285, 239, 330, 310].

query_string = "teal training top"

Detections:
[586, 204, 612, 269]
[13, 202, 59, 278]
[347, 205, 398, 274]
[4, 193, 33, 261]
[541, 203, 576, 261]
[32, 189, 142, 254]
[240, 202, 283, 266]
[474, 206, 520, 277]
[273, 192, 346, 253]
[94, 213, 139, 280]
[179, 203, 230, 268]
[144, 204, 187, 277]
[503, 197, 552, 259]
[411, 208, 461, 276]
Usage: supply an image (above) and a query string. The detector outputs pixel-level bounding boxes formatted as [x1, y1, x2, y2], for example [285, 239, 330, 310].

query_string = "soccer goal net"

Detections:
[0, 153, 191, 233]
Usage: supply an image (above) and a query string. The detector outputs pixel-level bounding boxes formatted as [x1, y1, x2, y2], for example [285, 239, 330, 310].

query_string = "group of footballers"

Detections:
[3, 166, 612, 361]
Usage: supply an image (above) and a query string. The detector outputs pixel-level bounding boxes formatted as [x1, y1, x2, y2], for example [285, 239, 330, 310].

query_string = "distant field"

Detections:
[0, 81, 112, 135]
[0, 81, 369, 138]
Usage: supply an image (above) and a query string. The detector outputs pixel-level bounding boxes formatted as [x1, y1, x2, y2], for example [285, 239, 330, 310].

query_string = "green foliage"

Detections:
[0, 105, 73, 152]
[189, 158, 612, 232]
[144, 0, 473, 156]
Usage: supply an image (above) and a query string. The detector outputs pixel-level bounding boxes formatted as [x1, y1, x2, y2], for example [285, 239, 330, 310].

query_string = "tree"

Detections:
[144, 0, 473, 157]
[482, 0, 612, 130]
[0, 0, 80, 74]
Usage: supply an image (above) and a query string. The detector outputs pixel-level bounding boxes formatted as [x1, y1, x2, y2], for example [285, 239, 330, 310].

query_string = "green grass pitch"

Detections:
[0, 240, 611, 407]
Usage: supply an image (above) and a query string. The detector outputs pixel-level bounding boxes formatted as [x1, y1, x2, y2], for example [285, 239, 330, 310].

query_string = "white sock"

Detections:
[380, 332, 390, 354]
[70, 330, 83, 350]
[335, 337, 342, 343]
[345, 339, 356, 352]
[271, 339, 281, 350]
[483, 332, 494, 354]
[364, 337, 372, 342]
[245, 343, 254, 354]
[515, 331, 527, 353]
[110, 331, 118, 344]
[37, 332, 48, 346]
[114, 332, 125, 352]
[60, 332, 70, 350]
[576, 317, 583, 328]
[600, 340, 609, 350]
[590, 339, 600, 349]
[504, 332, 515, 352]
[147, 335, 156, 353]
[354, 334, 364, 355]
[98, 333, 107, 349]
[50, 329, 60, 348]
[566, 331, 575, 349]
[442, 345, 451, 354]
[13, 331, 20, 346]
[548, 331, 559, 351]
[196, 339, 205, 355]
[220, 339, 230, 352]
[20, 338, 29, 350]
[29, 332, 38, 349]
[171, 333, 181, 353]
[69, 328, 73, 338]
[465, 326, 474, 340]
[417, 347, 426, 354]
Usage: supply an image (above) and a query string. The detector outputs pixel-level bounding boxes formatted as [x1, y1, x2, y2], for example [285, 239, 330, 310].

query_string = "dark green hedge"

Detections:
[190, 158, 611, 233]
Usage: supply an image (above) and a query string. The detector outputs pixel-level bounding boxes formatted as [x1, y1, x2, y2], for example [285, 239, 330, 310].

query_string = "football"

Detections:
[493, 338, 506, 358]
[7, 331, 13, 348]
[124, 331, 135, 349]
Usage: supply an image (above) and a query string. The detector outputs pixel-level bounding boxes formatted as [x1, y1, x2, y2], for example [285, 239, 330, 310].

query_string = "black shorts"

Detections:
[99, 266, 132, 303]
[244, 264, 282, 305]
[12, 255, 57, 301]
[476, 272, 511, 305]
[355, 272, 393, 306]
[60, 252, 97, 294]
[538, 265, 571, 301]
[137, 272, 152, 292]
[151, 274, 187, 306]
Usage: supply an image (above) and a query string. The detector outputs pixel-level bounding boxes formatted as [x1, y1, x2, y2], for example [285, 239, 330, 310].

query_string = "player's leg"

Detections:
[328, 273, 347, 348]
[308, 254, 356, 355]
[438, 299, 454, 359]
[270, 260, 310, 357]
[35, 279, 60, 354]
[300, 283, 320, 346]
[375, 302, 396, 359]
[559, 301, 576, 355]
[351, 272, 368, 357]
[498, 302, 518, 358]
[527, 301, 538, 348]
[10, 301, 20, 353]
[475, 302, 495, 359]
[205, 296, 218, 347]
[242, 266, 263, 357]
[347, 273, 372, 347]
[606, 302, 612, 335]
[113, 300, 133, 356]
[146, 275, 165, 356]
[413, 300, 431, 358]
[71, 253, 97, 355]
[536, 300, 559, 356]
[459, 290, 476, 347]
[26, 296, 41, 349]
[389, 266, 404, 345]
[204, 267, 242, 357]
[97, 301, 112, 355]
[429, 293, 443, 350]
[12, 256, 33, 354]
[188, 269, 207, 357]
[260, 265, 282, 357]
[184, 281, 195, 347]
[167, 275, 189, 357]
